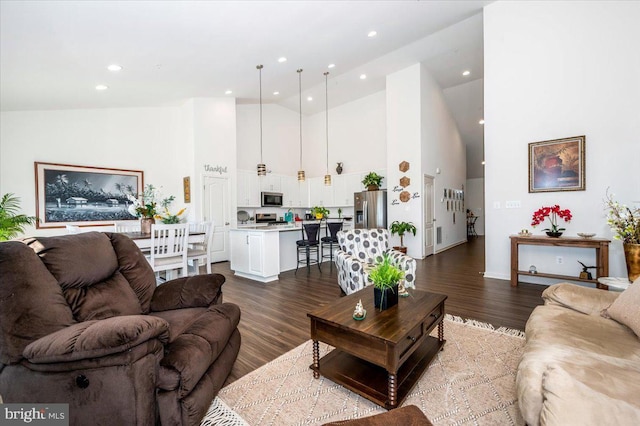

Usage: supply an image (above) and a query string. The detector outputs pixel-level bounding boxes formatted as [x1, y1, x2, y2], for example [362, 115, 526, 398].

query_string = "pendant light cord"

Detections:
[324, 72, 329, 174]
[298, 69, 303, 169]
[257, 64, 263, 164]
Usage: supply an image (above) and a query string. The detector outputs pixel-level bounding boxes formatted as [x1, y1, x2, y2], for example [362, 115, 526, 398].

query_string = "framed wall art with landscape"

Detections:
[528, 135, 585, 193]
[35, 162, 143, 229]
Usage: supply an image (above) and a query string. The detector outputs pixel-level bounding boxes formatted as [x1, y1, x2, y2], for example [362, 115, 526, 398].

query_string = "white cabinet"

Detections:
[308, 177, 334, 207]
[237, 170, 260, 207]
[260, 174, 281, 192]
[282, 176, 309, 208]
[230, 230, 280, 282]
[331, 173, 362, 207]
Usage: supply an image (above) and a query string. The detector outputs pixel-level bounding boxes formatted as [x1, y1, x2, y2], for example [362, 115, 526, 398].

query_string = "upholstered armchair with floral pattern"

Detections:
[335, 228, 416, 295]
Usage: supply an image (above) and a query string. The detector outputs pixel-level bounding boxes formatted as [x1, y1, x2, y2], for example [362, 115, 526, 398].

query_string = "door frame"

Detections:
[423, 174, 435, 258]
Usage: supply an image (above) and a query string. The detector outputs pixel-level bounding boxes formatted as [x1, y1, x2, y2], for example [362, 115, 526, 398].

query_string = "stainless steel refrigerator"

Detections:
[354, 190, 387, 229]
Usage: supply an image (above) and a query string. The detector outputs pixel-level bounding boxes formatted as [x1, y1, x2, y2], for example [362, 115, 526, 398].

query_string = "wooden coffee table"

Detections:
[307, 288, 447, 409]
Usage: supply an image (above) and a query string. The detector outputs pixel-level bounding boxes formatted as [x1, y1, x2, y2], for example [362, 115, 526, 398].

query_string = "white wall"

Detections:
[236, 103, 299, 175]
[420, 65, 467, 252]
[0, 106, 189, 235]
[484, 1, 640, 281]
[0, 98, 238, 236]
[236, 91, 387, 180]
[466, 177, 484, 236]
[385, 63, 467, 258]
[305, 91, 387, 177]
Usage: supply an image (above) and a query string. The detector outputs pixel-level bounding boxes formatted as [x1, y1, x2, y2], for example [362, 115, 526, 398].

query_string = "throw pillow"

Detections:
[601, 276, 640, 337]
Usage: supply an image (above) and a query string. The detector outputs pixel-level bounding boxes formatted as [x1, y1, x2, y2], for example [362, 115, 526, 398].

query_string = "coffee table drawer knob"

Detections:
[407, 336, 417, 343]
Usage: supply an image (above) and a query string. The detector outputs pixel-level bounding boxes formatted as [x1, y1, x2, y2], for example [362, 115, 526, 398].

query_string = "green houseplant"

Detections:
[311, 206, 330, 220]
[390, 221, 417, 254]
[0, 193, 37, 241]
[361, 172, 384, 191]
[368, 253, 404, 310]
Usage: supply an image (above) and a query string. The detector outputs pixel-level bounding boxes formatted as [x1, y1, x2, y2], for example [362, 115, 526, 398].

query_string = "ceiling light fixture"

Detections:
[307, 96, 313, 101]
[324, 71, 331, 186]
[360, 74, 367, 80]
[95, 85, 108, 91]
[225, 90, 233, 95]
[107, 64, 122, 72]
[278, 57, 287, 63]
[256, 64, 266, 176]
[462, 70, 471, 76]
[479, 119, 485, 125]
[481, 161, 486, 165]
[273, 91, 279, 95]
[328, 64, 335, 69]
[368, 31, 377, 38]
[297, 69, 305, 182]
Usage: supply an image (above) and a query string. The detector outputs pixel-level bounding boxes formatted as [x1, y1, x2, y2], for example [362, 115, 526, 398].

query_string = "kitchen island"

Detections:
[230, 222, 351, 282]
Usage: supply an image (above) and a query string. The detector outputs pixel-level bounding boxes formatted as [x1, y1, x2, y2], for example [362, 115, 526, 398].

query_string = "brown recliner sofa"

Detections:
[0, 232, 241, 425]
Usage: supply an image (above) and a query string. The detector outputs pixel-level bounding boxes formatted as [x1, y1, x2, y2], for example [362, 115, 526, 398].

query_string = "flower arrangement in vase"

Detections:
[531, 205, 572, 237]
[604, 190, 640, 282]
[127, 184, 183, 232]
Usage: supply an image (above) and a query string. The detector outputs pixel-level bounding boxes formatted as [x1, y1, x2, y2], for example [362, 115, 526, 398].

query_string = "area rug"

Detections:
[202, 315, 526, 425]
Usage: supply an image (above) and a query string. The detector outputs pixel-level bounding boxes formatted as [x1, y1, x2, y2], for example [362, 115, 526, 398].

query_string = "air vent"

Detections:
[436, 226, 442, 244]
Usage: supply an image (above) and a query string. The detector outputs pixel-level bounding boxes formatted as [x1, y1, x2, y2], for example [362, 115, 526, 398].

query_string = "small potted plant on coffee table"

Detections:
[390, 221, 417, 254]
[368, 253, 405, 311]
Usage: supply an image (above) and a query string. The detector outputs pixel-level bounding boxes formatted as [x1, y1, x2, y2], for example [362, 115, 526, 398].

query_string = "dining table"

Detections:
[119, 231, 205, 250]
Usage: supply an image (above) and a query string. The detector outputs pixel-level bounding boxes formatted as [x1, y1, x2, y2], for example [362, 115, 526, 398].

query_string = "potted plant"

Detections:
[368, 253, 404, 310]
[390, 221, 417, 254]
[361, 172, 384, 191]
[605, 191, 640, 282]
[0, 193, 37, 241]
[311, 206, 330, 220]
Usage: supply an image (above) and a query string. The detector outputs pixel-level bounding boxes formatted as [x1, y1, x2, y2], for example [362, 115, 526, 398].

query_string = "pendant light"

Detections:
[256, 64, 267, 176]
[324, 71, 331, 186]
[297, 69, 305, 182]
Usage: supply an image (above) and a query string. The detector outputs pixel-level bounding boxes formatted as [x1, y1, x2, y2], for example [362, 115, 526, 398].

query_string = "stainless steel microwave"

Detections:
[261, 192, 283, 207]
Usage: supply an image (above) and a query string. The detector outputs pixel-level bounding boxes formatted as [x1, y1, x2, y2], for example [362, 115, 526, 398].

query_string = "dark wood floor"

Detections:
[210, 237, 545, 384]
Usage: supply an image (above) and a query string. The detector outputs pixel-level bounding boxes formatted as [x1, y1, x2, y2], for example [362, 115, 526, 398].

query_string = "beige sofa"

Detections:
[517, 281, 640, 426]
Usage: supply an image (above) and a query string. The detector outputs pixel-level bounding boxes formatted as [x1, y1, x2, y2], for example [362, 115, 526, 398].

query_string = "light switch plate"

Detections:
[493, 201, 501, 209]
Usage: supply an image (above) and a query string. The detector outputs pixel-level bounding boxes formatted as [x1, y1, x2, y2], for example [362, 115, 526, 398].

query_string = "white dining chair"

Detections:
[147, 223, 189, 283]
[113, 221, 141, 233]
[187, 221, 214, 275]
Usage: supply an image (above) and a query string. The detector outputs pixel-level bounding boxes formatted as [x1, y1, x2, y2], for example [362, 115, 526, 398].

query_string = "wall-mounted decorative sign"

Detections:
[34, 162, 143, 229]
[183, 176, 191, 203]
[399, 176, 410, 188]
[204, 164, 228, 174]
[528, 135, 585, 193]
[400, 191, 411, 203]
[399, 161, 410, 173]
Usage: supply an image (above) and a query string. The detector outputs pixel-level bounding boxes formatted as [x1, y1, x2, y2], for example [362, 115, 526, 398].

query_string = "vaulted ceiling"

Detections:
[0, 0, 489, 178]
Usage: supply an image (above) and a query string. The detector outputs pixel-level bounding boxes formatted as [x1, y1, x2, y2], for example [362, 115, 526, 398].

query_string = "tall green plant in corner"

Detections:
[0, 193, 37, 241]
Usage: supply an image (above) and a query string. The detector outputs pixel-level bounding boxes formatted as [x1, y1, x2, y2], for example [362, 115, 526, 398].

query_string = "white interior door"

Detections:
[424, 175, 435, 257]
[203, 176, 230, 262]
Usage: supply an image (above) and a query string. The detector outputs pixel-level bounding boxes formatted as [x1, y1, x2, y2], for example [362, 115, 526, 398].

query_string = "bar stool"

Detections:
[321, 220, 343, 267]
[295, 222, 321, 275]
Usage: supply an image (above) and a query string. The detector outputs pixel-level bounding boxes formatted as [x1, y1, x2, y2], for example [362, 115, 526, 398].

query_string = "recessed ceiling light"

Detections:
[462, 70, 471, 76]
[328, 64, 335, 69]
[107, 64, 122, 72]
[367, 31, 377, 38]
[278, 57, 287, 63]
[481, 161, 486, 165]
[479, 119, 485, 125]
[273, 91, 280, 95]
[360, 74, 367, 80]
[225, 90, 233, 95]
[95, 85, 108, 91]
[307, 96, 313, 101]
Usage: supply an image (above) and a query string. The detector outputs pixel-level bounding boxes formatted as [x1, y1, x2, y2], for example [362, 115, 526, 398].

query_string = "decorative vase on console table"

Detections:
[546, 231, 563, 238]
[624, 243, 640, 282]
[141, 217, 155, 234]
